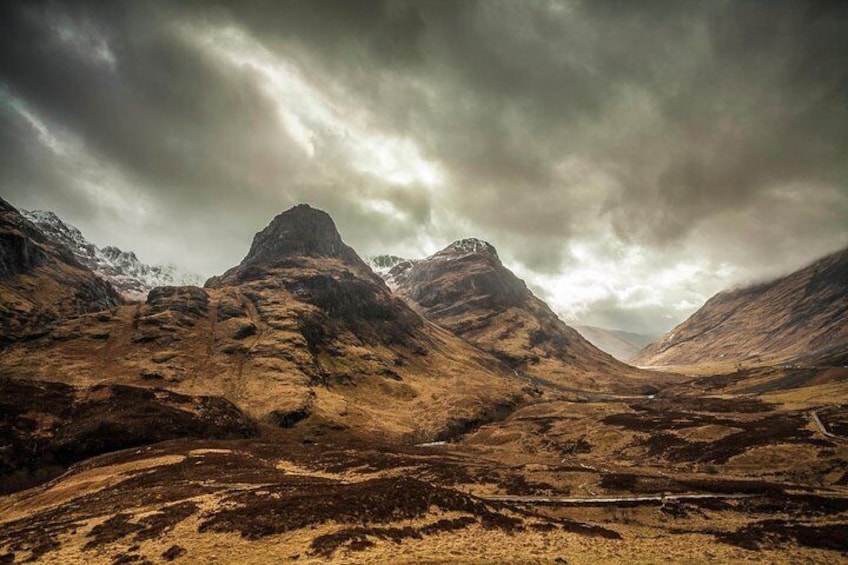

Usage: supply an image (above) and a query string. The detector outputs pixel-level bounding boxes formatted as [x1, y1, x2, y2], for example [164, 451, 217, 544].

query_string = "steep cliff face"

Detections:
[228, 204, 365, 272]
[634, 247, 848, 368]
[0, 198, 122, 342]
[0, 205, 527, 442]
[391, 239, 665, 394]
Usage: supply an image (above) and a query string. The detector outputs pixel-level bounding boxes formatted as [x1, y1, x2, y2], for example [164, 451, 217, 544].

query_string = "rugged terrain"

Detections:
[0, 205, 533, 445]
[388, 239, 667, 394]
[634, 247, 848, 370]
[1, 382, 846, 564]
[0, 201, 846, 564]
[0, 378, 256, 495]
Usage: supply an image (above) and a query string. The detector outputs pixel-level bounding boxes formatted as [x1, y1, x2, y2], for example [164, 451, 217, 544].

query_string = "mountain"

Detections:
[575, 325, 658, 362]
[0, 204, 528, 442]
[22, 210, 201, 300]
[2, 201, 846, 564]
[0, 198, 122, 342]
[633, 247, 848, 369]
[389, 238, 666, 394]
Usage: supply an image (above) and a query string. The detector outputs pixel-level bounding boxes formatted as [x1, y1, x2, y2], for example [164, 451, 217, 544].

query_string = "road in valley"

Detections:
[480, 493, 758, 505]
[811, 409, 846, 441]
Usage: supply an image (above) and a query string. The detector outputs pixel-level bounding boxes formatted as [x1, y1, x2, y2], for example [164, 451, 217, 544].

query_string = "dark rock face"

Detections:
[132, 286, 211, 346]
[242, 204, 363, 268]
[146, 286, 210, 317]
[0, 377, 257, 494]
[0, 198, 78, 279]
[282, 272, 422, 346]
[205, 204, 377, 289]
[397, 240, 529, 317]
[205, 203, 424, 350]
[0, 230, 52, 279]
[270, 406, 311, 428]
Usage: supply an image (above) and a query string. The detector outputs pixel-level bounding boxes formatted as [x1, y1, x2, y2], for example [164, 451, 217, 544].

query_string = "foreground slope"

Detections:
[0, 198, 122, 342]
[634, 247, 848, 369]
[390, 239, 669, 394]
[1, 411, 845, 564]
[0, 205, 527, 442]
[0, 378, 256, 494]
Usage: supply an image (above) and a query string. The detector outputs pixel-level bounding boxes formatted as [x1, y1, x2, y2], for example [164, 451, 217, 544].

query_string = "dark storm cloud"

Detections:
[1, 0, 847, 331]
[222, 0, 848, 263]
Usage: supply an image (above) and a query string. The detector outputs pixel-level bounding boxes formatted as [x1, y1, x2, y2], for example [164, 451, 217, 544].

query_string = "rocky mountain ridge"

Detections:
[0, 198, 122, 342]
[388, 237, 666, 394]
[0, 203, 531, 442]
[23, 209, 201, 300]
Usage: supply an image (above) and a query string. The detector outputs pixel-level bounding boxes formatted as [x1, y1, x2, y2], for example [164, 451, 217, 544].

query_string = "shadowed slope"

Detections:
[0, 198, 122, 342]
[634, 247, 848, 369]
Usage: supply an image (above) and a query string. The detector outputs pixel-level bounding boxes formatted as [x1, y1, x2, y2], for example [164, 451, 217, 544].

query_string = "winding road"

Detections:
[811, 409, 845, 441]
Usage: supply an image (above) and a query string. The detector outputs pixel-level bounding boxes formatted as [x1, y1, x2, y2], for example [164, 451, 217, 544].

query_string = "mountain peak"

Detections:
[241, 204, 360, 267]
[439, 238, 499, 259]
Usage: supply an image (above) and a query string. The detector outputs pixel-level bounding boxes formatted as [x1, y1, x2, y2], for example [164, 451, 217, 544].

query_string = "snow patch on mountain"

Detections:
[23, 210, 201, 300]
[440, 238, 498, 258]
[366, 254, 417, 290]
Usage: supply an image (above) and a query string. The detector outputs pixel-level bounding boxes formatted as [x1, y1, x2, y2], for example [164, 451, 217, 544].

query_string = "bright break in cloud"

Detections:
[1, 0, 847, 335]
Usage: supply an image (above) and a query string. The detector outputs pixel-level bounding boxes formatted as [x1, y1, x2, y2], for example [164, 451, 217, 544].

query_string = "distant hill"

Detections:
[574, 325, 657, 362]
[633, 247, 848, 368]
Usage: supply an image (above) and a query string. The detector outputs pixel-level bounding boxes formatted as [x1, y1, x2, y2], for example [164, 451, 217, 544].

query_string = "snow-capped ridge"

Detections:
[23, 210, 201, 300]
[367, 254, 413, 275]
[366, 255, 418, 290]
[440, 238, 499, 258]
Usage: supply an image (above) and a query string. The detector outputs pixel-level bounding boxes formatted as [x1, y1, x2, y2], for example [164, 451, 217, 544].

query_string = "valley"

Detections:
[0, 200, 846, 564]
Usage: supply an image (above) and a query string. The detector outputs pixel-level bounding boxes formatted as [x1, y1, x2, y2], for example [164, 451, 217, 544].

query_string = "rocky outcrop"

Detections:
[634, 247, 848, 368]
[0, 198, 122, 342]
[206, 205, 426, 351]
[223, 204, 365, 275]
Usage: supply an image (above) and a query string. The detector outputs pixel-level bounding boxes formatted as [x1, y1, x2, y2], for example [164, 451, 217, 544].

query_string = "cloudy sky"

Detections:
[2, 0, 847, 335]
